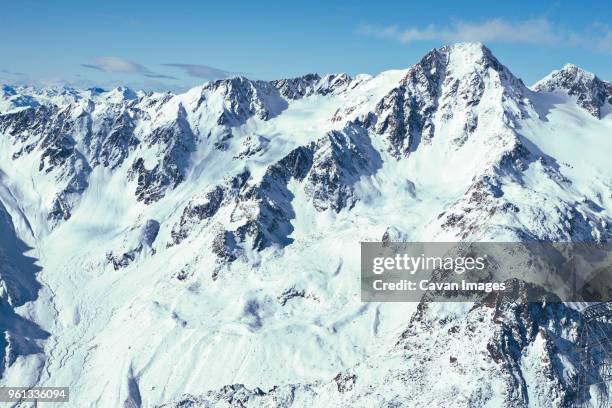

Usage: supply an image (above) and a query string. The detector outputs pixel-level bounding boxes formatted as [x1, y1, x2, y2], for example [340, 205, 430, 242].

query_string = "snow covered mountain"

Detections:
[533, 64, 612, 119]
[0, 43, 611, 407]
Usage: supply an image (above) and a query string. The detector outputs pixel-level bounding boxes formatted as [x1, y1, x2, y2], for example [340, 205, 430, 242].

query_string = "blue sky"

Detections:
[1, 0, 611, 91]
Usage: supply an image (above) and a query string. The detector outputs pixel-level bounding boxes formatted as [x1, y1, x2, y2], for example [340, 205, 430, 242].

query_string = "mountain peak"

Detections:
[403, 42, 527, 99]
[445, 41, 487, 54]
[414, 43, 522, 87]
[108, 86, 138, 100]
[534, 64, 610, 118]
[437, 42, 493, 63]
[559, 63, 598, 82]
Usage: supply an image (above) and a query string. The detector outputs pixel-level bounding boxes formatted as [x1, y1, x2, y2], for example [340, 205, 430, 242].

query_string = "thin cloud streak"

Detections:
[358, 18, 612, 53]
[81, 64, 106, 72]
[163, 63, 238, 79]
[143, 73, 177, 80]
[1, 69, 26, 76]
[81, 57, 149, 74]
[82, 57, 176, 79]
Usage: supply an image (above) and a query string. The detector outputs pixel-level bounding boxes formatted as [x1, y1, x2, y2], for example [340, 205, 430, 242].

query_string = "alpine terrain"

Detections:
[0, 43, 611, 407]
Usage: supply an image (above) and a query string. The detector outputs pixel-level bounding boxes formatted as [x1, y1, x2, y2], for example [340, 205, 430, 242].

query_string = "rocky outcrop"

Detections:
[130, 105, 196, 204]
[171, 186, 225, 245]
[158, 384, 317, 408]
[304, 126, 380, 212]
[533, 64, 610, 118]
[230, 145, 313, 251]
[89, 109, 139, 169]
[315, 73, 351, 95]
[106, 219, 160, 270]
[271, 74, 321, 99]
[0, 104, 92, 224]
[199, 76, 288, 124]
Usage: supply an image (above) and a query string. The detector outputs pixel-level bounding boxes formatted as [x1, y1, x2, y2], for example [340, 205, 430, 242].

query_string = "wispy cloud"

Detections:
[143, 73, 177, 79]
[1, 69, 26, 76]
[163, 63, 238, 80]
[82, 56, 149, 74]
[82, 57, 176, 79]
[358, 18, 612, 53]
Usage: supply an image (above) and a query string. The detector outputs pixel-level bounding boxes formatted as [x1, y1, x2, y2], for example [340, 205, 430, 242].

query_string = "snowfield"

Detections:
[0, 43, 611, 407]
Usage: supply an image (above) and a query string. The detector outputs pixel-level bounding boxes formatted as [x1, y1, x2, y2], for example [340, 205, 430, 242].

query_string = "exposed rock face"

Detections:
[372, 43, 530, 158]
[271, 74, 321, 99]
[158, 384, 317, 408]
[229, 147, 312, 251]
[605, 81, 612, 104]
[233, 134, 270, 160]
[0, 104, 92, 225]
[533, 64, 611, 118]
[304, 127, 381, 212]
[315, 73, 352, 95]
[210, 229, 240, 266]
[106, 219, 160, 270]
[130, 106, 196, 204]
[373, 47, 446, 157]
[381, 226, 407, 244]
[89, 109, 139, 169]
[171, 186, 225, 245]
[186, 147, 312, 256]
[201, 76, 288, 124]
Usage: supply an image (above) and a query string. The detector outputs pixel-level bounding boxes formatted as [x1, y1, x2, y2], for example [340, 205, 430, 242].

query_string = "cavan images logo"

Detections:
[361, 242, 612, 303]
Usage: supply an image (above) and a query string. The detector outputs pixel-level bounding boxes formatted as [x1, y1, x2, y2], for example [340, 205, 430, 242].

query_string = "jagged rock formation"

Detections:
[271, 74, 321, 100]
[106, 219, 160, 270]
[371, 43, 530, 158]
[533, 63, 612, 118]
